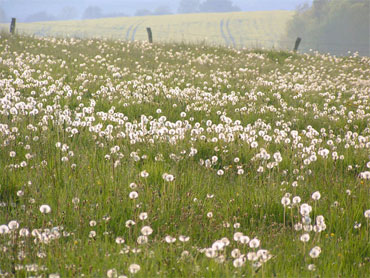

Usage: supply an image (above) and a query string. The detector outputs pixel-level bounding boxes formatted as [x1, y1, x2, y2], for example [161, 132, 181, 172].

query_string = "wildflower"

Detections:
[128, 264, 140, 274]
[181, 250, 190, 257]
[19, 228, 30, 237]
[300, 204, 312, 216]
[72, 197, 80, 206]
[292, 196, 301, 205]
[140, 170, 149, 178]
[364, 210, 370, 218]
[233, 257, 245, 267]
[115, 237, 125, 244]
[311, 191, 321, 201]
[129, 183, 137, 189]
[221, 237, 230, 246]
[249, 238, 260, 248]
[8, 220, 19, 230]
[309, 246, 321, 258]
[247, 252, 258, 261]
[239, 235, 250, 244]
[217, 169, 224, 176]
[162, 173, 175, 181]
[137, 235, 148, 244]
[165, 235, 176, 243]
[211, 241, 224, 251]
[40, 204, 51, 214]
[205, 248, 217, 258]
[281, 196, 291, 206]
[0, 225, 10, 234]
[257, 249, 271, 262]
[125, 220, 136, 228]
[233, 232, 243, 241]
[107, 269, 118, 278]
[179, 235, 190, 242]
[300, 233, 310, 242]
[231, 248, 241, 258]
[129, 191, 138, 199]
[139, 212, 148, 220]
[141, 226, 153, 236]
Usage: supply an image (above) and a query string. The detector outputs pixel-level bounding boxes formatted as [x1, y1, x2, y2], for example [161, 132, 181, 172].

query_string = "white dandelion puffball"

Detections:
[140, 170, 149, 178]
[300, 233, 310, 242]
[129, 191, 138, 199]
[179, 235, 190, 242]
[165, 235, 176, 243]
[292, 196, 301, 204]
[40, 204, 51, 214]
[281, 196, 291, 206]
[231, 249, 241, 258]
[311, 191, 321, 201]
[141, 226, 153, 236]
[239, 235, 250, 244]
[364, 210, 370, 218]
[233, 232, 244, 241]
[106, 269, 117, 278]
[8, 220, 19, 230]
[115, 237, 125, 244]
[205, 248, 217, 258]
[139, 212, 148, 220]
[233, 257, 245, 267]
[249, 238, 260, 248]
[128, 264, 140, 274]
[137, 235, 148, 244]
[0, 224, 10, 234]
[309, 246, 321, 258]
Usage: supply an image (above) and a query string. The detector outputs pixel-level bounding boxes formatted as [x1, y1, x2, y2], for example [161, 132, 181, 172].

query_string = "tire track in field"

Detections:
[225, 18, 236, 48]
[220, 19, 230, 46]
[125, 24, 134, 41]
[131, 21, 144, 41]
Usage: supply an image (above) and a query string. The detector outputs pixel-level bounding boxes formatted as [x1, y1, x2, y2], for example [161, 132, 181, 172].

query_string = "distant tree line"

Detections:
[178, 0, 240, 14]
[283, 0, 369, 56]
[6, 0, 241, 23]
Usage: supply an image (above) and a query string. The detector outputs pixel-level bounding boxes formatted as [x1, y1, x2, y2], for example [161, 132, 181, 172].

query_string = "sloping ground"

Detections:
[0, 33, 370, 277]
[0, 11, 293, 48]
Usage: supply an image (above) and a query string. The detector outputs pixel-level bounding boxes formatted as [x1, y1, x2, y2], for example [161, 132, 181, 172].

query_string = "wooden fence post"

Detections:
[146, 27, 153, 43]
[10, 18, 16, 34]
[294, 37, 301, 52]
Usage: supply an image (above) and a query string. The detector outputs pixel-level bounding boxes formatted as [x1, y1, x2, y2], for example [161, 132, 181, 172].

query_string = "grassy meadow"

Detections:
[0, 11, 293, 49]
[0, 32, 370, 277]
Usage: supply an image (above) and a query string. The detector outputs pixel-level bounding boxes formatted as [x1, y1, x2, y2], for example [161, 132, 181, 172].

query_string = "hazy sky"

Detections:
[1, 0, 312, 21]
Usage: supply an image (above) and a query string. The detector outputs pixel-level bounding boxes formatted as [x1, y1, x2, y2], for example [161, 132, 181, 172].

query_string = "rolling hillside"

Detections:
[0, 11, 294, 48]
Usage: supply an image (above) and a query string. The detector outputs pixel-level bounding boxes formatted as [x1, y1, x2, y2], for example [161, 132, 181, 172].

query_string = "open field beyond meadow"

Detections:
[0, 33, 370, 277]
[0, 11, 293, 49]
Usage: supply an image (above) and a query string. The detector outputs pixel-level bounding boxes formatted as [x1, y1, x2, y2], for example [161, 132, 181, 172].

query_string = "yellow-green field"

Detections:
[0, 11, 293, 48]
